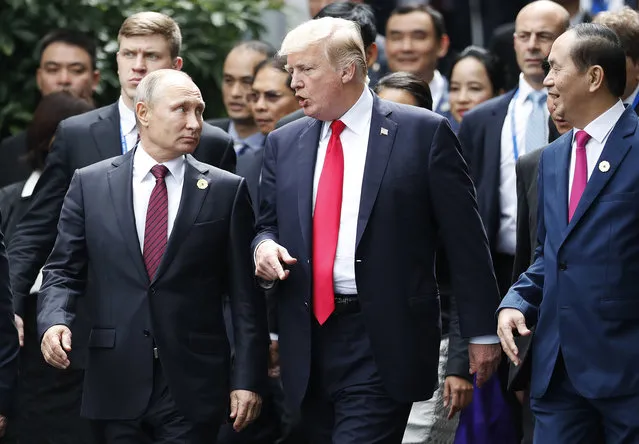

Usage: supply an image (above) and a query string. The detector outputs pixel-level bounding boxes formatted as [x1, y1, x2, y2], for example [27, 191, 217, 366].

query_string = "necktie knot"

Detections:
[331, 120, 346, 137]
[575, 130, 591, 150]
[150, 164, 169, 180]
[527, 90, 547, 106]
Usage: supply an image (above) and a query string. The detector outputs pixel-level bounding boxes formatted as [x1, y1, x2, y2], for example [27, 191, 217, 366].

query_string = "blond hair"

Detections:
[593, 7, 639, 61]
[118, 12, 182, 59]
[280, 17, 367, 82]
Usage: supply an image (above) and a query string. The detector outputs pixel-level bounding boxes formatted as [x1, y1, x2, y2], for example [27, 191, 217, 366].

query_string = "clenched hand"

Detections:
[229, 390, 262, 432]
[41, 325, 72, 369]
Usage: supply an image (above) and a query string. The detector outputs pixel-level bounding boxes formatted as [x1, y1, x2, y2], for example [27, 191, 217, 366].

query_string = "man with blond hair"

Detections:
[252, 16, 502, 441]
[7, 12, 236, 443]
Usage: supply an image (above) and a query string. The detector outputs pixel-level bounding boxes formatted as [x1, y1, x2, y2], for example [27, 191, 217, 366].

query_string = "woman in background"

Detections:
[375, 72, 473, 444]
[0, 91, 93, 443]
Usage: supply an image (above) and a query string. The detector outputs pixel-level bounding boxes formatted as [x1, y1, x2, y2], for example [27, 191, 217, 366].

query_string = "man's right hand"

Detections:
[255, 240, 297, 281]
[15, 314, 24, 347]
[41, 325, 72, 369]
[497, 308, 531, 366]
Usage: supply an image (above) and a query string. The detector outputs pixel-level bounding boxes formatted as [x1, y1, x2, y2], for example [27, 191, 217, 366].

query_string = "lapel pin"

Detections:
[599, 160, 610, 173]
[196, 178, 208, 189]
[380, 127, 388, 136]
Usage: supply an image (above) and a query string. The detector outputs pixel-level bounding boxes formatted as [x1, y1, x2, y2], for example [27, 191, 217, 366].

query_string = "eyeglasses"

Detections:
[246, 90, 286, 103]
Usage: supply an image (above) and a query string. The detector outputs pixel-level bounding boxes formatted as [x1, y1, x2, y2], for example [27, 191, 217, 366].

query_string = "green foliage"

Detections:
[0, 0, 282, 138]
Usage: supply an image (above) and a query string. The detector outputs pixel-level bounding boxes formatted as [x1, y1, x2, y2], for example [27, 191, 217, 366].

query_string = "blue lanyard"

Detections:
[509, 89, 520, 161]
[631, 92, 639, 111]
[120, 125, 128, 154]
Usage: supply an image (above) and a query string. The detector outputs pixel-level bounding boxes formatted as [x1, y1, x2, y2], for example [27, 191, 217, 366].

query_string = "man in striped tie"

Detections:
[499, 23, 639, 443]
[37, 69, 268, 444]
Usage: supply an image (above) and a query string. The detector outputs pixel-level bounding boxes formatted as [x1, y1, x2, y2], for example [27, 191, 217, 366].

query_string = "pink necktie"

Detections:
[569, 130, 591, 222]
[312, 120, 346, 325]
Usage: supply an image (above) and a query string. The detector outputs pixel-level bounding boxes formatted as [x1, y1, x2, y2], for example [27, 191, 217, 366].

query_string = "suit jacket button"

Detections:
[143, 330, 150, 337]
[559, 262, 568, 271]
[304, 302, 309, 310]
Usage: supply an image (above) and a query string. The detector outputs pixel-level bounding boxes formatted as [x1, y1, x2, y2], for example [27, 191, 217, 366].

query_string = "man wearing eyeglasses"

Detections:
[456, 1, 570, 440]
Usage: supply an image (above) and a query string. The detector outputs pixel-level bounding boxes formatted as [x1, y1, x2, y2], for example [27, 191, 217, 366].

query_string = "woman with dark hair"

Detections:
[374, 72, 433, 111]
[445, 46, 505, 133]
[0, 91, 93, 442]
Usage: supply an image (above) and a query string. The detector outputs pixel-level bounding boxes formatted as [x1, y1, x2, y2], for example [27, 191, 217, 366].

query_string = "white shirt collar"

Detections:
[517, 73, 547, 102]
[118, 96, 137, 136]
[21, 170, 42, 198]
[320, 87, 373, 140]
[623, 83, 639, 107]
[133, 144, 186, 185]
[429, 70, 446, 110]
[573, 100, 626, 145]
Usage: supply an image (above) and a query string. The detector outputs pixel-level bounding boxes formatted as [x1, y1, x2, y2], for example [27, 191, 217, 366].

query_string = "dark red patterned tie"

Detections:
[143, 165, 169, 280]
[312, 120, 346, 324]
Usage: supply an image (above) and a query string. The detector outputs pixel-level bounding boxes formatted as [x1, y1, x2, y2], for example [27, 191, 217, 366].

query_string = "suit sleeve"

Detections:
[512, 158, 532, 283]
[0, 217, 19, 416]
[228, 179, 269, 394]
[8, 124, 74, 317]
[37, 170, 88, 340]
[499, 154, 546, 321]
[428, 119, 501, 338]
[445, 294, 471, 381]
[252, 135, 280, 253]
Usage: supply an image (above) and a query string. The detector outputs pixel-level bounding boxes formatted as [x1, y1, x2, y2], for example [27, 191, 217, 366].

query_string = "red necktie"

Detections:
[313, 120, 346, 324]
[569, 130, 591, 222]
[144, 165, 169, 280]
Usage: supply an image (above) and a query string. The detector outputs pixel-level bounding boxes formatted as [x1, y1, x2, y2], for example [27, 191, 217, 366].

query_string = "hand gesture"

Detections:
[41, 325, 72, 369]
[229, 390, 262, 432]
[254, 240, 297, 281]
[497, 308, 531, 366]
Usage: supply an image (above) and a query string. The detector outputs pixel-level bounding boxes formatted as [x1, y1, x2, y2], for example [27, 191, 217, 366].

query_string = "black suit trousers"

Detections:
[91, 360, 220, 444]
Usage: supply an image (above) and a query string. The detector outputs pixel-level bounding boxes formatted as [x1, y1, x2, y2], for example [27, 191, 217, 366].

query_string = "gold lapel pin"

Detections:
[380, 127, 388, 136]
[599, 161, 610, 173]
[197, 178, 208, 189]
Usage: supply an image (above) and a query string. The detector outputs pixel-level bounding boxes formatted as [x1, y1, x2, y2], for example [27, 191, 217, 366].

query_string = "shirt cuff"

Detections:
[269, 333, 279, 341]
[469, 335, 500, 344]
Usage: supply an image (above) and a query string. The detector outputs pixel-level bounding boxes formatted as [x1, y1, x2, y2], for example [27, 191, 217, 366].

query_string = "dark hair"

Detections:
[374, 71, 433, 110]
[569, 23, 626, 98]
[25, 92, 94, 170]
[448, 46, 504, 94]
[389, 4, 447, 40]
[314, 2, 377, 49]
[233, 40, 277, 58]
[592, 7, 639, 63]
[253, 56, 293, 92]
[38, 29, 97, 70]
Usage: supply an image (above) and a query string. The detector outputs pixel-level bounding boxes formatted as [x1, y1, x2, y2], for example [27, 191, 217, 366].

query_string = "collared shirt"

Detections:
[497, 74, 549, 255]
[313, 87, 372, 295]
[568, 100, 625, 204]
[24, 170, 43, 294]
[132, 145, 186, 252]
[429, 70, 447, 113]
[118, 96, 138, 153]
[623, 83, 639, 109]
[228, 121, 265, 155]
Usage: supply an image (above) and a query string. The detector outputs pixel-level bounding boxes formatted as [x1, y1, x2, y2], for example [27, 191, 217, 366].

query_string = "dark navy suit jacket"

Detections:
[252, 92, 500, 409]
[501, 107, 639, 399]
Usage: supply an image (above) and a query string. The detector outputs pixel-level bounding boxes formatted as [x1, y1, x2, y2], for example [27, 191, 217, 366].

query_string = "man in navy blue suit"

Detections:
[253, 16, 502, 443]
[498, 23, 639, 443]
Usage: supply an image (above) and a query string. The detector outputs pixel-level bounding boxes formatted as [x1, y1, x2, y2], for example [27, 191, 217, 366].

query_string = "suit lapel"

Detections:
[297, 120, 322, 258]
[152, 156, 211, 283]
[562, 109, 637, 241]
[554, 133, 572, 233]
[91, 103, 122, 159]
[356, 97, 397, 248]
[107, 150, 148, 283]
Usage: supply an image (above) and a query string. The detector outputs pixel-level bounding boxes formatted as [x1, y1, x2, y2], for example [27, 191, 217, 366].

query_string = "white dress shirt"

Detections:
[497, 75, 549, 255]
[118, 96, 138, 154]
[313, 88, 372, 295]
[429, 70, 447, 113]
[132, 145, 186, 251]
[24, 170, 43, 295]
[568, 100, 625, 204]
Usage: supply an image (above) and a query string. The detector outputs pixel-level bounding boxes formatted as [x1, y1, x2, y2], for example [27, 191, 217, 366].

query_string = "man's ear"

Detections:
[173, 57, 183, 71]
[437, 34, 450, 59]
[136, 101, 150, 127]
[587, 65, 605, 93]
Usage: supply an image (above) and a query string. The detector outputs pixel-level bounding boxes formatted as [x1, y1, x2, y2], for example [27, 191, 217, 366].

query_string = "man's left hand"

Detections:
[229, 390, 262, 432]
[0, 414, 7, 437]
[468, 343, 501, 388]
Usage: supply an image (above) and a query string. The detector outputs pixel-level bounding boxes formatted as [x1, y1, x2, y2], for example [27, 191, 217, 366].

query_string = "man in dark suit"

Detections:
[253, 17, 502, 442]
[7, 12, 236, 443]
[499, 24, 639, 443]
[208, 40, 276, 193]
[458, 1, 570, 296]
[0, 29, 100, 188]
[0, 223, 19, 441]
[38, 69, 266, 443]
